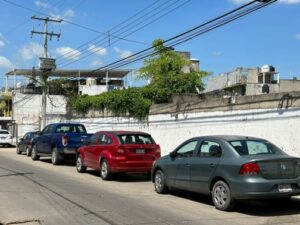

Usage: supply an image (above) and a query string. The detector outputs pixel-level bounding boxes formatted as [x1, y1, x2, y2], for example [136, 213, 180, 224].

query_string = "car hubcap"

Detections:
[155, 173, 162, 191]
[32, 148, 36, 158]
[101, 162, 107, 177]
[214, 185, 228, 207]
[77, 157, 82, 170]
[26, 148, 29, 155]
[52, 151, 56, 163]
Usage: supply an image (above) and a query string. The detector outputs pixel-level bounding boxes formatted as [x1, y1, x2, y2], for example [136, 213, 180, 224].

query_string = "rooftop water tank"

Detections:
[86, 78, 96, 85]
[261, 65, 275, 73]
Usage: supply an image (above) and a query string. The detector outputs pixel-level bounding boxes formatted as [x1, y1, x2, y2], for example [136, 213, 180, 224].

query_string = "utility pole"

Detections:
[31, 16, 62, 130]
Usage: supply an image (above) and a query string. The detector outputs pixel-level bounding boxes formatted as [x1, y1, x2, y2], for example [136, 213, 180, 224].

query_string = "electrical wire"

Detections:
[90, 0, 277, 73]
[55, 0, 178, 63]
[1, 0, 148, 46]
[58, 0, 191, 67]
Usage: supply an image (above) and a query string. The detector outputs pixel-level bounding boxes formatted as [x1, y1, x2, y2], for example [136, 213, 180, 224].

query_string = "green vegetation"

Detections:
[72, 39, 210, 120]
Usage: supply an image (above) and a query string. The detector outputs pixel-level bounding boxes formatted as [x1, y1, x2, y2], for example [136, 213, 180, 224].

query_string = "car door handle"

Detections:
[209, 163, 215, 168]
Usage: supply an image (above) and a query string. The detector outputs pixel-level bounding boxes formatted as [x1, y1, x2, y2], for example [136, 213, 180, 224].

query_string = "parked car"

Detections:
[31, 123, 92, 165]
[152, 135, 300, 211]
[0, 129, 13, 147]
[16, 131, 38, 156]
[76, 131, 161, 180]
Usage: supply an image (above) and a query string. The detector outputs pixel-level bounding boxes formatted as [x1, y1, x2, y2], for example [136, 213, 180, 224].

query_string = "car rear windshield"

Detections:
[229, 140, 285, 156]
[118, 134, 155, 144]
[55, 125, 86, 133]
[0, 130, 9, 134]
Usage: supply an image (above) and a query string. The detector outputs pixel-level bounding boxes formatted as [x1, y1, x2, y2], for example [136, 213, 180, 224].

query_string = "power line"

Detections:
[55, 0, 168, 62]
[91, 0, 277, 73]
[1, 0, 148, 46]
[58, 0, 191, 67]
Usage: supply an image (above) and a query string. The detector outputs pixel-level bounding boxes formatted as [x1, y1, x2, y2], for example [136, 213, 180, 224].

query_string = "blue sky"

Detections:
[0, 0, 300, 88]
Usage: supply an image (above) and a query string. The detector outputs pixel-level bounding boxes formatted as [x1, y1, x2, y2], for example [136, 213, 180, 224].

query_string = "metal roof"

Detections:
[6, 69, 131, 78]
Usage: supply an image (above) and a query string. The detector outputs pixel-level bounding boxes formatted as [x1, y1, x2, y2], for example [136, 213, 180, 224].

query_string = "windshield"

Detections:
[0, 130, 9, 134]
[229, 139, 285, 156]
[55, 125, 86, 133]
[118, 134, 155, 144]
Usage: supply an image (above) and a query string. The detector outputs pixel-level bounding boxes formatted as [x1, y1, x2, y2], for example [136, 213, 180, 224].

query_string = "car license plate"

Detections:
[136, 149, 145, 154]
[278, 184, 292, 193]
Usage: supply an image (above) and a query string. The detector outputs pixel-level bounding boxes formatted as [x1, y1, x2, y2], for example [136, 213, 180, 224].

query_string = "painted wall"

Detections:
[72, 107, 300, 157]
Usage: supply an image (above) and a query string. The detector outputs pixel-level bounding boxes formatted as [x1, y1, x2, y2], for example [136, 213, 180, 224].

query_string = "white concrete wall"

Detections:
[70, 107, 300, 157]
[13, 93, 67, 137]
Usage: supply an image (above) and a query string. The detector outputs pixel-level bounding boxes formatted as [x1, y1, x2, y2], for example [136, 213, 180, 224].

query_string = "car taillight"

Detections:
[117, 147, 125, 155]
[62, 135, 68, 147]
[156, 146, 161, 157]
[239, 162, 260, 175]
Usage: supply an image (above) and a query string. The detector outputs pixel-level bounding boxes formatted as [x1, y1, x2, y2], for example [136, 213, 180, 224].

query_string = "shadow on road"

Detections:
[39, 158, 76, 167]
[168, 190, 300, 216]
[85, 170, 151, 182]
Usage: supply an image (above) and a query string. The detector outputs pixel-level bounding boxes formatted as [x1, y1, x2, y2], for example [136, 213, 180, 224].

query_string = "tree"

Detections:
[139, 39, 209, 94]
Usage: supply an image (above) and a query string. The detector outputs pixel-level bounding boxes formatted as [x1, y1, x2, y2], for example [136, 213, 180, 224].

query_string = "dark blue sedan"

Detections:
[16, 132, 38, 156]
[152, 135, 300, 211]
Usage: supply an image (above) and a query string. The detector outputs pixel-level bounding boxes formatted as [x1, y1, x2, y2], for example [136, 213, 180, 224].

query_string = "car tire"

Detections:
[16, 146, 21, 155]
[100, 159, 112, 180]
[26, 147, 31, 157]
[51, 147, 61, 165]
[154, 170, 168, 194]
[212, 180, 235, 211]
[76, 154, 86, 173]
[31, 145, 40, 161]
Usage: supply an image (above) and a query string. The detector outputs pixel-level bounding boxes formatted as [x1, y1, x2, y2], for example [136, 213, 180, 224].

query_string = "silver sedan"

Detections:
[152, 135, 300, 211]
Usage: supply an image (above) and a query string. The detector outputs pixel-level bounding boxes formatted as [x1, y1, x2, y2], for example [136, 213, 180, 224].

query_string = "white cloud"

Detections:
[91, 60, 103, 67]
[114, 47, 132, 59]
[64, 9, 75, 18]
[0, 56, 13, 69]
[230, 0, 300, 4]
[212, 51, 222, 57]
[0, 40, 5, 47]
[50, 9, 75, 21]
[296, 33, 300, 40]
[88, 45, 107, 56]
[19, 42, 43, 60]
[55, 46, 81, 60]
[34, 0, 50, 9]
[279, 0, 300, 3]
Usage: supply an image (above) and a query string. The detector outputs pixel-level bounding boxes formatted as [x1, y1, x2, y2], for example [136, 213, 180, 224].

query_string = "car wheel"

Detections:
[154, 170, 168, 194]
[26, 147, 31, 157]
[100, 159, 112, 180]
[76, 154, 87, 173]
[51, 147, 61, 165]
[31, 145, 40, 161]
[16, 146, 21, 155]
[212, 180, 235, 211]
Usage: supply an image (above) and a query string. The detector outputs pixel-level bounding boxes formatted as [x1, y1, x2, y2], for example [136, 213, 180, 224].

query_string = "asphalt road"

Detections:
[1, 148, 300, 225]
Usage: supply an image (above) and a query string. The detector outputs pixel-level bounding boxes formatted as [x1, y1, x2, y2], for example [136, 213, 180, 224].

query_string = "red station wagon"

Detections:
[76, 131, 161, 180]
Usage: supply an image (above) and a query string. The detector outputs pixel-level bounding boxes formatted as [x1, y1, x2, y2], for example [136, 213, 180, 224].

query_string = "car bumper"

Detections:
[109, 157, 153, 173]
[63, 147, 77, 154]
[230, 177, 300, 199]
[0, 139, 13, 145]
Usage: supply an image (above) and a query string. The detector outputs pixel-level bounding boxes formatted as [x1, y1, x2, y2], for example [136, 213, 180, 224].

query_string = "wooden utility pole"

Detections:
[31, 16, 62, 130]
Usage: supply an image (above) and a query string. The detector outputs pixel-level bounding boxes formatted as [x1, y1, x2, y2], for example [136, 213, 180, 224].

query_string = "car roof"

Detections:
[50, 123, 84, 126]
[97, 130, 151, 136]
[195, 135, 266, 142]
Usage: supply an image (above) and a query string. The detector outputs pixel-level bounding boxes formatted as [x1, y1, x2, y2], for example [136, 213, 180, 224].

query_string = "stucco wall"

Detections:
[72, 107, 300, 157]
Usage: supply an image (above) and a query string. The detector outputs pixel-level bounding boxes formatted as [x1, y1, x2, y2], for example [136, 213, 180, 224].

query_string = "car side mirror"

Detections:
[169, 151, 176, 158]
[19, 138, 24, 142]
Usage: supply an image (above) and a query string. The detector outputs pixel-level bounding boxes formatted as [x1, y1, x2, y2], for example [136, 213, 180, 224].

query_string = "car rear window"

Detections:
[0, 130, 9, 134]
[229, 140, 285, 156]
[118, 134, 155, 144]
[55, 125, 86, 133]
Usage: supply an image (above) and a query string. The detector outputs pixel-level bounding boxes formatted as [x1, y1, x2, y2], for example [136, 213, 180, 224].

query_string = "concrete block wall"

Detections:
[71, 107, 300, 157]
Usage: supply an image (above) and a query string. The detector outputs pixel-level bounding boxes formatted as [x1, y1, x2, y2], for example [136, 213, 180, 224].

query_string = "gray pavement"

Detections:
[0, 147, 300, 225]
